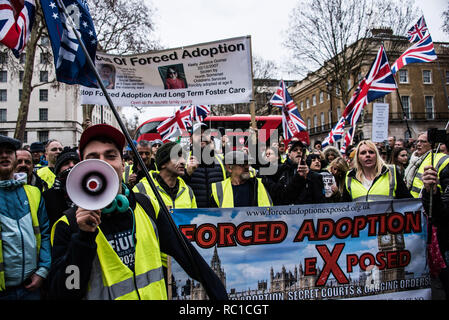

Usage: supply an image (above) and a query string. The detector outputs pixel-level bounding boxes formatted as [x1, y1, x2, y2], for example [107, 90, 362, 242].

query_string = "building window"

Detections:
[0, 52, 7, 64]
[399, 69, 409, 83]
[0, 71, 7, 82]
[38, 131, 49, 143]
[300, 101, 304, 111]
[40, 52, 51, 64]
[307, 117, 311, 129]
[41, 36, 50, 47]
[19, 70, 24, 83]
[423, 70, 432, 84]
[0, 109, 6, 122]
[320, 112, 325, 130]
[18, 89, 22, 102]
[401, 96, 410, 119]
[39, 108, 48, 121]
[312, 94, 316, 106]
[319, 91, 324, 103]
[40, 71, 48, 83]
[23, 131, 28, 144]
[313, 114, 317, 128]
[306, 98, 310, 109]
[19, 53, 26, 64]
[0, 89, 7, 102]
[425, 96, 434, 119]
[337, 107, 341, 119]
[39, 89, 48, 101]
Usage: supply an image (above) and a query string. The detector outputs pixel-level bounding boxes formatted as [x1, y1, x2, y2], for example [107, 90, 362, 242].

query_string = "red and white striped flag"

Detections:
[0, 0, 35, 58]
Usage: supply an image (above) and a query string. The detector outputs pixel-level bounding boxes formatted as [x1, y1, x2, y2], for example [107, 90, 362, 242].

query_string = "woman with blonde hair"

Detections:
[328, 157, 350, 202]
[342, 140, 411, 202]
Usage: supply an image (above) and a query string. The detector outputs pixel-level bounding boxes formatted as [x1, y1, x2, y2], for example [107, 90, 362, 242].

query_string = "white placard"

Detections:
[372, 103, 389, 142]
[80, 36, 253, 107]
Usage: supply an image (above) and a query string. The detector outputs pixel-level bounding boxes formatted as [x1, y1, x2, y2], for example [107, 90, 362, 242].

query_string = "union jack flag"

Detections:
[391, 34, 437, 75]
[340, 127, 354, 154]
[322, 116, 346, 148]
[270, 80, 307, 140]
[180, 105, 211, 123]
[0, 0, 35, 58]
[342, 45, 397, 127]
[407, 16, 428, 43]
[157, 107, 192, 140]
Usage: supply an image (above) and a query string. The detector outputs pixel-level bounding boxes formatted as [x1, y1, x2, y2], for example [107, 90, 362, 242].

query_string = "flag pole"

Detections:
[248, 36, 257, 145]
[57, 1, 207, 291]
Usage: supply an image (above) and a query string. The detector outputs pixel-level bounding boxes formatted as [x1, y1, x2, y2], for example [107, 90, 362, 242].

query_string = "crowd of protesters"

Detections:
[1, 121, 448, 300]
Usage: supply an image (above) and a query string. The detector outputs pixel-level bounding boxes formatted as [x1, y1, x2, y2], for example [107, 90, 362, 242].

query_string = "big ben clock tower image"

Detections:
[377, 232, 406, 282]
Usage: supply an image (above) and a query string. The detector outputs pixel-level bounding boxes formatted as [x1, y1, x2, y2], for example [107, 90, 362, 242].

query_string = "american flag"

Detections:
[270, 80, 307, 140]
[391, 34, 437, 75]
[342, 45, 397, 127]
[180, 105, 211, 123]
[0, 0, 35, 58]
[157, 108, 192, 140]
[340, 127, 354, 154]
[322, 116, 346, 148]
[407, 16, 428, 43]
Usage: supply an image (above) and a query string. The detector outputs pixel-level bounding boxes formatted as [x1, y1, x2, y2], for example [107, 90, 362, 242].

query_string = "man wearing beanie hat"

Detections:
[42, 147, 80, 226]
[29, 142, 46, 168]
[135, 141, 196, 209]
[49, 124, 226, 300]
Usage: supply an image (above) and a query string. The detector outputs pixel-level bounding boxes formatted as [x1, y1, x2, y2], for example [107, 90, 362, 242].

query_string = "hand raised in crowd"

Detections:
[186, 155, 199, 175]
[422, 165, 439, 194]
[297, 162, 309, 178]
[76, 207, 101, 232]
[128, 172, 138, 187]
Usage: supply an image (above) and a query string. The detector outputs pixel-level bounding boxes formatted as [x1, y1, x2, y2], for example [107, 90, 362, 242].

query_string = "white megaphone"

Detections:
[66, 159, 120, 211]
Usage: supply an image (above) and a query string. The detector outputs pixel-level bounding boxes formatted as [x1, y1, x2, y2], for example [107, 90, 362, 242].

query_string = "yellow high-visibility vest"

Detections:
[211, 177, 273, 208]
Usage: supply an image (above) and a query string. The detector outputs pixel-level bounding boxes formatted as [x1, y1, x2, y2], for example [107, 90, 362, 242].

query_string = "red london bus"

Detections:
[134, 114, 286, 145]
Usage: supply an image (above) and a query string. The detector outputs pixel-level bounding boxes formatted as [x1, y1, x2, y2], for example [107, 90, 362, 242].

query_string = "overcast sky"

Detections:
[122, 0, 448, 124]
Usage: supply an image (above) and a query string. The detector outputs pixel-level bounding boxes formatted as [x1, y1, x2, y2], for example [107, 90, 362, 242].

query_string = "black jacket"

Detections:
[48, 189, 228, 300]
[184, 152, 226, 208]
[422, 165, 449, 257]
[265, 159, 326, 205]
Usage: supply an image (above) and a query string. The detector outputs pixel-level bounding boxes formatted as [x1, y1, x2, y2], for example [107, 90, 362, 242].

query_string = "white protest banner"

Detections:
[80, 36, 252, 107]
[171, 199, 430, 300]
[372, 103, 389, 142]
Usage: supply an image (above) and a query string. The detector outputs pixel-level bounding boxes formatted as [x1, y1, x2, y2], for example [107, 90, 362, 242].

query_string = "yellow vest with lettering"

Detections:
[50, 203, 167, 300]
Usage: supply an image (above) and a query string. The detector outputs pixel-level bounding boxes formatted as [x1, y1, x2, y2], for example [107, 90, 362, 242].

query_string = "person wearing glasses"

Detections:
[405, 132, 449, 198]
[36, 139, 63, 188]
[165, 67, 186, 89]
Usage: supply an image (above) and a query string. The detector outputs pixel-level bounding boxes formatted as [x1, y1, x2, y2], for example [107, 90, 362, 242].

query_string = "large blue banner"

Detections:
[171, 199, 430, 300]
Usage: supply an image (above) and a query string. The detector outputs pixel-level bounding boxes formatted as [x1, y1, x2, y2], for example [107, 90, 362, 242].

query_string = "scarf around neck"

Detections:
[0, 172, 27, 190]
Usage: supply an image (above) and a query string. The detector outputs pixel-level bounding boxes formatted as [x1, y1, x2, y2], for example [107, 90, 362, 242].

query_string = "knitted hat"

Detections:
[155, 142, 180, 168]
[54, 147, 80, 175]
[30, 142, 45, 153]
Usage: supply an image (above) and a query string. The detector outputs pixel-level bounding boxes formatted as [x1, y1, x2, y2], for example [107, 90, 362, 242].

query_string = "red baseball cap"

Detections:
[79, 124, 126, 158]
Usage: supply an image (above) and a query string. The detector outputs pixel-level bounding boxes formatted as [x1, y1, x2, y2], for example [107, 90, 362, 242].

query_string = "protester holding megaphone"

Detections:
[47, 124, 227, 300]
